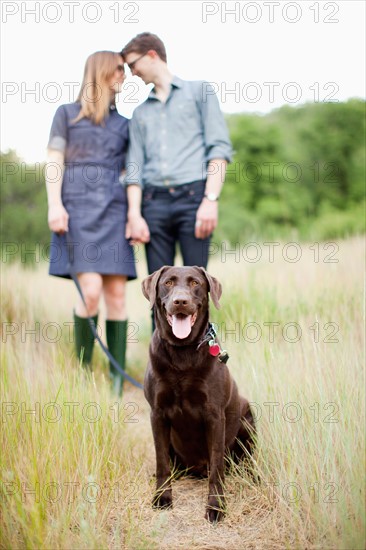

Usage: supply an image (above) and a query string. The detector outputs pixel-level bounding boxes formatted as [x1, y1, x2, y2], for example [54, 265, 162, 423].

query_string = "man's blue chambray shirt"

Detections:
[124, 76, 233, 188]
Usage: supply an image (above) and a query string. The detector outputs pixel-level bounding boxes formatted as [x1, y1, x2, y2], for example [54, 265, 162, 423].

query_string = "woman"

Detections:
[46, 51, 136, 396]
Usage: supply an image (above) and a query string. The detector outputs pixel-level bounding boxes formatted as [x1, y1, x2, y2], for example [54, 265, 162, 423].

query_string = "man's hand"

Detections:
[48, 203, 69, 234]
[195, 198, 218, 239]
[126, 213, 150, 244]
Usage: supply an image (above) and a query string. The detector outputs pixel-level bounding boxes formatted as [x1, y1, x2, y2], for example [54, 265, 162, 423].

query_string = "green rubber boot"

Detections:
[106, 319, 127, 397]
[74, 312, 98, 368]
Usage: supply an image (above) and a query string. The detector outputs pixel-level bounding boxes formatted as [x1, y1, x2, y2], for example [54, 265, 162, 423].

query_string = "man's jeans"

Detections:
[142, 180, 211, 274]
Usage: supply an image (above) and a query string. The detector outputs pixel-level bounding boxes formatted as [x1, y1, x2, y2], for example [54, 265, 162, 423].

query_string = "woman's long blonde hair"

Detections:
[73, 51, 123, 125]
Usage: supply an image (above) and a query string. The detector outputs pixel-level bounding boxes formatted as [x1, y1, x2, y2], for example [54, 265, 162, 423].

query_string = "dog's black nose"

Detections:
[173, 298, 188, 306]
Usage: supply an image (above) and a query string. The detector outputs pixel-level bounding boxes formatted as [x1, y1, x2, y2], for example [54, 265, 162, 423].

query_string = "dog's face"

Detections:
[142, 266, 222, 342]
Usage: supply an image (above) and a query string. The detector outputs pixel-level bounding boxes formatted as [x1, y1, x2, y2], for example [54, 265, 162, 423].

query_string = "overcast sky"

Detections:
[1, 0, 365, 162]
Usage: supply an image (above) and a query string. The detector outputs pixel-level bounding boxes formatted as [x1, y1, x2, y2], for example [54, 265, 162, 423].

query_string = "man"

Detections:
[122, 32, 232, 273]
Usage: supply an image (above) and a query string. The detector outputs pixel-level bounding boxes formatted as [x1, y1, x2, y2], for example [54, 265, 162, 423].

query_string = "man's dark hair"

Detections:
[121, 32, 167, 63]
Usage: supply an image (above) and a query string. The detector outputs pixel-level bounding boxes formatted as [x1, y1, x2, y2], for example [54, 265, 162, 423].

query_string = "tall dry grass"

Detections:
[1, 236, 365, 549]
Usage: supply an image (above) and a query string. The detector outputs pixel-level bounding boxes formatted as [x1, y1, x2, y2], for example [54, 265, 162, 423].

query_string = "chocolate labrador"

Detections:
[142, 266, 256, 522]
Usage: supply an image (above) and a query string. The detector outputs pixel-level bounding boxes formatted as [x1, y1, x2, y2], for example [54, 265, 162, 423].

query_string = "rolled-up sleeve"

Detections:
[200, 82, 233, 163]
[48, 105, 68, 153]
[124, 112, 145, 187]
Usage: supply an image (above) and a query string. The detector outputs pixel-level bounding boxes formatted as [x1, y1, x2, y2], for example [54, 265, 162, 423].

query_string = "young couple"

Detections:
[46, 32, 232, 396]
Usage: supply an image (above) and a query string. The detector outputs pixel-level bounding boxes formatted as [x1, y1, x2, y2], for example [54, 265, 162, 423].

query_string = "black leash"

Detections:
[65, 234, 143, 389]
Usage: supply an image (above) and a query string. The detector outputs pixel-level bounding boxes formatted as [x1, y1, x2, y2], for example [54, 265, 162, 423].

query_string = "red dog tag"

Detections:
[209, 342, 221, 356]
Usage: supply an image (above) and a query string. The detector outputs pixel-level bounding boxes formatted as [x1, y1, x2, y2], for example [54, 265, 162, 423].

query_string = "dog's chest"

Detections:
[157, 379, 207, 421]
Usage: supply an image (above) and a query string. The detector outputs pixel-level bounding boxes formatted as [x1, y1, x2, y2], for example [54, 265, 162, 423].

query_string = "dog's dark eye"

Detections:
[165, 280, 173, 287]
[191, 280, 199, 287]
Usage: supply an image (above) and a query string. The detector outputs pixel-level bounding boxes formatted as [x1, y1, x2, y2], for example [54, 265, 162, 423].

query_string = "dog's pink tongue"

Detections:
[172, 315, 192, 339]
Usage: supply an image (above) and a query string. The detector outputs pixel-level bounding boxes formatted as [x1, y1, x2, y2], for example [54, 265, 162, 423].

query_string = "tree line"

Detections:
[1, 99, 365, 263]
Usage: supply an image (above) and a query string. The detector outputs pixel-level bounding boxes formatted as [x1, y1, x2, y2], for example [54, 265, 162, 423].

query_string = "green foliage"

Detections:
[1, 100, 365, 262]
[217, 99, 365, 243]
[1, 150, 49, 262]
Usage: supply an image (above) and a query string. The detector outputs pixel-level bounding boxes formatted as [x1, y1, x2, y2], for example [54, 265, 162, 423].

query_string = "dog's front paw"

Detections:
[205, 496, 225, 523]
[152, 489, 173, 509]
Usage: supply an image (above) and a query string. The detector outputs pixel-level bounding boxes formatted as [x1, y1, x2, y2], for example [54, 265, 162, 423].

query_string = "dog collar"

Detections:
[197, 323, 229, 364]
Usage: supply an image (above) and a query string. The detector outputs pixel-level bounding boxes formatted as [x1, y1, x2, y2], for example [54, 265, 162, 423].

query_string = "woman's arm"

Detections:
[125, 184, 150, 243]
[46, 149, 69, 234]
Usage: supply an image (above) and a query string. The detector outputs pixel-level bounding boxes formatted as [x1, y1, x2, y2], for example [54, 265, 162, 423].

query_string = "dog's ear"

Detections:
[141, 266, 170, 308]
[197, 267, 222, 309]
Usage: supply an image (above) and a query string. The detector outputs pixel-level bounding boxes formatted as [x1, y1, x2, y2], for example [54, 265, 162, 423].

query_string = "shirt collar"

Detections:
[148, 75, 183, 100]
